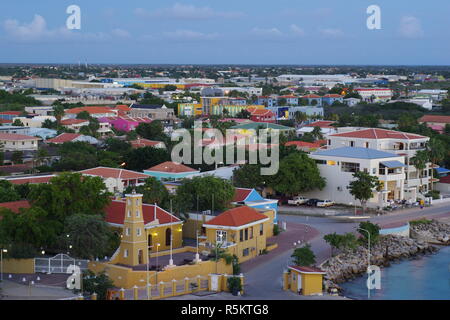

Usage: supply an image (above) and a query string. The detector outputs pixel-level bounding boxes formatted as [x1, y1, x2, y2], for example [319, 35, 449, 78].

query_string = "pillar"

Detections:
[147, 284, 152, 300]
[172, 279, 177, 296]
[91, 292, 97, 300]
[197, 275, 201, 290]
[133, 286, 138, 300]
[159, 281, 164, 297]
[77, 293, 84, 300]
[184, 277, 190, 293]
[239, 274, 245, 294]
[119, 288, 125, 300]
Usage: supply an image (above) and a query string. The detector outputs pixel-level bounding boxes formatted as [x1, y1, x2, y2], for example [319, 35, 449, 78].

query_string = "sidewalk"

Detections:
[0, 280, 78, 300]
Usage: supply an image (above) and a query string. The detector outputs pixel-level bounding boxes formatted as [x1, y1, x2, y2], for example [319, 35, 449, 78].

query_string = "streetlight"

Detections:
[358, 227, 371, 299]
[194, 230, 201, 263]
[1, 249, 7, 282]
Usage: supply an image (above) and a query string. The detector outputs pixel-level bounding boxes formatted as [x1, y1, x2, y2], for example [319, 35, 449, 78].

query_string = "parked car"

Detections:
[317, 199, 335, 207]
[306, 199, 321, 207]
[288, 196, 309, 206]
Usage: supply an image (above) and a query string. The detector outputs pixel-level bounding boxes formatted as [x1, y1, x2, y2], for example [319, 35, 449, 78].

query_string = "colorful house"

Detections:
[284, 266, 326, 296]
[105, 193, 183, 258]
[99, 116, 152, 132]
[177, 103, 203, 117]
[232, 188, 278, 223]
[143, 161, 199, 181]
[201, 206, 275, 263]
[246, 107, 276, 123]
[130, 138, 166, 149]
[322, 94, 344, 106]
[78, 167, 149, 193]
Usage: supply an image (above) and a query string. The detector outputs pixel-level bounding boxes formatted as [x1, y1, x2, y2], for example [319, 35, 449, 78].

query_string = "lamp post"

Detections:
[358, 227, 371, 299]
[1, 249, 7, 282]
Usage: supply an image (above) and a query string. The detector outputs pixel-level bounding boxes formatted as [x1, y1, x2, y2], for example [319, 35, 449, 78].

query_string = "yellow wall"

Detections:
[89, 258, 232, 289]
[146, 224, 183, 253]
[2, 258, 35, 274]
[287, 270, 324, 296]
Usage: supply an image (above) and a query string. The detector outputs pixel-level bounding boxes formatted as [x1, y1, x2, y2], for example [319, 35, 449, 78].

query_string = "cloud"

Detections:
[399, 16, 424, 39]
[319, 28, 345, 38]
[135, 3, 244, 20]
[250, 27, 283, 38]
[290, 24, 305, 37]
[3, 14, 130, 43]
[163, 29, 218, 41]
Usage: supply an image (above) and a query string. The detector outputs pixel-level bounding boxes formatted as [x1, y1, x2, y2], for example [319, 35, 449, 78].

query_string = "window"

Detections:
[137, 228, 141, 236]
[250, 227, 254, 239]
[260, 223, 264, 236]
[240, 230, 243, 242]
[350, 141, 355, 147]
[341, 162, 360, 173]
[315, 159, 326, 165]
[124, 249, 128, 258]
[148, 234, 152, 247]
[216, 230, 227, 243]
[243, 248, 249, 256]
[244, 228, 248, 241]
[364, 142, 369, 148]
[127, 210, 131, 217]
[126, 228, 130, 236]
[136, 210, 140, 217]
[136, 198, 140, 206]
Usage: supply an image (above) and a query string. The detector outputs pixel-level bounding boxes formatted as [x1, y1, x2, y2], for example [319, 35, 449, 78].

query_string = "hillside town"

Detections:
[0, 64, 449, 301]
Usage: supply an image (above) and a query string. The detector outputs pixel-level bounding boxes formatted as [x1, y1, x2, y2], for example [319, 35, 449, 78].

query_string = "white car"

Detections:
[288, 196, 309, 206]
[317, 200, 334, 207]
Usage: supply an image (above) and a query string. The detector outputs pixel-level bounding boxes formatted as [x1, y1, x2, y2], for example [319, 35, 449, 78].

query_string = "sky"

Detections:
[0, 0, 449, 65]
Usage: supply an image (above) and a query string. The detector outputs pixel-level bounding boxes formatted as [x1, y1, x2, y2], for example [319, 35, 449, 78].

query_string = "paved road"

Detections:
[240, 202, 450, 300]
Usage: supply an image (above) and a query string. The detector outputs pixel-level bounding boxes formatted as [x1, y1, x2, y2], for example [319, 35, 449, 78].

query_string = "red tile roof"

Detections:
[79, 167, 148, 180]
[146, 161, 197, 173]
[323, 94, 342, 98]
[289, 265, 326, 274]
[105, 200, 181, 226]
[60, 119, 89, 125]
[130, 138, 164, 149]
[233, 188, 253, 202]
[285, 141, 320, 149]
[66, 107, 117, 115]
[419, 115, 450, 124]
[246, 107, 275, 116]
[0, 133, 40, 141]
[6, 175, 55, 185]
[0, 111, 22, 115]
[303, 94, 321, 99]
[330, 128, 427, 140]
[0, 200, 31, 214]
[204, 206, 268, 227]
[46, 133, 81, 144]
[0, 119, 12, 124]
[304, 121, 335, 128]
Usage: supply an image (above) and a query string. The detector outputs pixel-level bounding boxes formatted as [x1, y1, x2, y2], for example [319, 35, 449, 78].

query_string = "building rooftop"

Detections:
[0, 133, 40, 141]
[46, 133, 82, 144]
[419, 115, 450, 124]
[330, 128, 427, 140]
[312, 147, 399, 159]
[145, 161, 198, 173]
[79, 167, 149, 180]
[288, 265, 326, 274]
[0, 200, 31, 214]
[204, 206, 268, 228]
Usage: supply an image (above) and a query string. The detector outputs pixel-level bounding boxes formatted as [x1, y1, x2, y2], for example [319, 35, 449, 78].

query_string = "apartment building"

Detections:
[326, 128, 432, 199]
[303, 147, 407, 208]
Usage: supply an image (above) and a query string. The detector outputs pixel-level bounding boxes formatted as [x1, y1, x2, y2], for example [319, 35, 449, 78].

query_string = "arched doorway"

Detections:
[148, 234, 152, 249]
[165, 228, 171, 246]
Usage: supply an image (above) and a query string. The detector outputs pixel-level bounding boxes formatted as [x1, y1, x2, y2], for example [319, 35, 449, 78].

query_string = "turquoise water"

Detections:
[340, 245, 450, 300]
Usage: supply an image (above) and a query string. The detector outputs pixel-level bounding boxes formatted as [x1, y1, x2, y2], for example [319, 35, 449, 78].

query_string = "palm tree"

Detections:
[294, 111, 307, 126]
[410, 150, 429, 193]
[53, 105, 65, 124]
[427, 138, 447, 190]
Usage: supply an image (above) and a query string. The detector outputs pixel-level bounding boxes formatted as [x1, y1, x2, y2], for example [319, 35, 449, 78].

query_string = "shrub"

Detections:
[273, 224, 281, 236]
[425, 190, 440, 200]
[227, 276, 242, 295]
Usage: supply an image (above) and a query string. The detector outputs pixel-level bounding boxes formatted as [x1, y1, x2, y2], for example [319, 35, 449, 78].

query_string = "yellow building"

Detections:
[284, 266, 326, 296]
[201, 206, 275, 263]
[105, 195, 183, 264]
[177, 103, 203, 116]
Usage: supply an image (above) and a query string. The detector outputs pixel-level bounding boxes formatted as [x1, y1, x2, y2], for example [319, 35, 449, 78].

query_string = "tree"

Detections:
[410, 150, 429, 184]
[0, 180, 21, 202]
[235, 109, 251, 119]
[12, 119, 24, 126]
[294, 111, 307, 126]
[232, 164, 266, 190]
[135, 121, 166, 142]
[124, 177, 170, 209]
[64, 214, 113, 259]
[124, 146, 170, 172]
[357, 221, 380, 246]
[428, 138, 447, 190]
[53, 105, 65, 123]
[175, 176, 235, 213]
[291, 243, 316, 267]
[28, 172, 111, 225]
[42, 119, 57, 129]
[324, 232, 358, 256]
[310, 126, 324, 140]
[82, 271, 114, 300]
[269, 153, 325, 196]
[76, 111, 91, 120]
[348, 171, 382, 213]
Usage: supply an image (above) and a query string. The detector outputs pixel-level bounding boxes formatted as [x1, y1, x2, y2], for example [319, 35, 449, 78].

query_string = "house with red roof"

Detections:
[285, 140, 326, 152]
[297, 120, 337, 137]
[232, 187, 279, 222]
[418, 115, 450, 133]
[436, 175, 450, 194]
[0, 133, 40, 151]
[60, 119, 90, 132]
[201, 206, 275, 262]
[0, 200, 31, 216]
[45, 133, 99, 145]
[104, 192, 183, 261]
[2, 174, 56, 185]
[284, 265, 326, 296]
[143, 161, 199, 181]
[65, 106, 117, 119]
[326, 128, 431, 200]
[246, 107, 276, 123]
[79, 167, 149, 193]
[129, 138, 166, 149]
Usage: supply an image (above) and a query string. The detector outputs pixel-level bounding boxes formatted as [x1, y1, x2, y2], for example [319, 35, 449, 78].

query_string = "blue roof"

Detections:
[381, 160, 406, 168]
[312, 147, 399, 159]
[436, 167, 450, 174]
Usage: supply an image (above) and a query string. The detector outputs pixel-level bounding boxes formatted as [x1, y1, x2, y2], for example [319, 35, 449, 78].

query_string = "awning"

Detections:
[381, 160, 407, 168]
[436, 167, 450, 175]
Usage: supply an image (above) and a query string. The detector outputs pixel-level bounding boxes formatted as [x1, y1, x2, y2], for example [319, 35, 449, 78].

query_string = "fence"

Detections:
[34, 254, 89, 274]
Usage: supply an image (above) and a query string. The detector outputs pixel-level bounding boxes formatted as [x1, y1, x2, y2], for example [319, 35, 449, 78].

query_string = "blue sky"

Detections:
[0, 0, 449, 65]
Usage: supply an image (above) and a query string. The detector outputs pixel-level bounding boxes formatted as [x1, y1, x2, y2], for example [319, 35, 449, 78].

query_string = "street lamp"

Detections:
[358, 227, 371, 299]
[1, 249, 7, 282]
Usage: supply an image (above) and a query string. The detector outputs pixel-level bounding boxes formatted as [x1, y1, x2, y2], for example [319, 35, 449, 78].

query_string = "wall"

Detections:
[2, 258, 35, 274]
[380, 223, 410, 237]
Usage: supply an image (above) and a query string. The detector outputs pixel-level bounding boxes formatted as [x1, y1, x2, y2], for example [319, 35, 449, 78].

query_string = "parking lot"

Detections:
[278, 204, 355, 216]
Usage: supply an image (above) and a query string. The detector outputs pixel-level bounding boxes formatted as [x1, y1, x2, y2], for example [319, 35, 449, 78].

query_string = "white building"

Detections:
[0, 133, 40, 151]
[303, 147, 406, 208]
[355, 88, 393, 102]
[326, 128, 432, 199]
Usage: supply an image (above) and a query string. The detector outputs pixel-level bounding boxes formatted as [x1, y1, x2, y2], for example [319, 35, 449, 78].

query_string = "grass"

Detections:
[409, 218, 433, 226]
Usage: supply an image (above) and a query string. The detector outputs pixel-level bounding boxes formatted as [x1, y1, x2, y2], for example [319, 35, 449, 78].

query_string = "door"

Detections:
[138, 249, 143, 265]
[297, 274, 302, 294]
[210, 274, 219, 291]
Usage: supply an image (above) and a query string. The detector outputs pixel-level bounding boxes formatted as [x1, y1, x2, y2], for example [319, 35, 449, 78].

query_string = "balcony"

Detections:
[199, 240, 236, 249]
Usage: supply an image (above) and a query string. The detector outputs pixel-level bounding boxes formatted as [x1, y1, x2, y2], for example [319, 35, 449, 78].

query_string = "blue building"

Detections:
[232, 188, 279, 223]
[322, 94, 344, 106]
[257, 96, 278, 108]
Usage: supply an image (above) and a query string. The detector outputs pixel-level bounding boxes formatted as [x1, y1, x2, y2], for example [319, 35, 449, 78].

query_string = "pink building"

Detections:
[99, 116, 152, 132]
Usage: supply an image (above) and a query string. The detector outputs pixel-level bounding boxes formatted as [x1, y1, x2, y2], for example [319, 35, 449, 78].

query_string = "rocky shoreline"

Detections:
[320, 220, 450, 294]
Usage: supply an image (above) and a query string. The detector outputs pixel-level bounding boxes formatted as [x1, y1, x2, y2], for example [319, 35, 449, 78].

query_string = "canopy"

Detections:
[380, 160, 406, 168]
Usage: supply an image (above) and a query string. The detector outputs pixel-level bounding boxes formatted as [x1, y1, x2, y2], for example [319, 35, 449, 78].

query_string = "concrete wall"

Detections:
[2, 258, 35, 274]
[380, 223, 410, 237]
